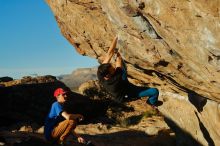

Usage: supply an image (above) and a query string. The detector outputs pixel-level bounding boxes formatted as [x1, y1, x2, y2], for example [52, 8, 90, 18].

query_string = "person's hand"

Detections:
[116, 52, 122, 59]
[68, 114, 83, 121]
[114, 48, 119, 53]
[116, 52, 121, 57]
[77, 136, 85, 143]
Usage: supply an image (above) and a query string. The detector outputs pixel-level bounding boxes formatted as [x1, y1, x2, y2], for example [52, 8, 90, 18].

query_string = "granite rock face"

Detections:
[47, 0, 220, 145]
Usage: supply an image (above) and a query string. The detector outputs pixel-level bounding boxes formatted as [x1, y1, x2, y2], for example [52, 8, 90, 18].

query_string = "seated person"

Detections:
[44, 88, 85, 145]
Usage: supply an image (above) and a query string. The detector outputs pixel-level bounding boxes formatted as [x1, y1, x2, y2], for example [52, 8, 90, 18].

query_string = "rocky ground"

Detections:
[0, 102, 176, 146]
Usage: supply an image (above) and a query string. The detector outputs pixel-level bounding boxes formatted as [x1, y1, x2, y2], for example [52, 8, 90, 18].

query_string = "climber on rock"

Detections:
[97, 36, 159, 108]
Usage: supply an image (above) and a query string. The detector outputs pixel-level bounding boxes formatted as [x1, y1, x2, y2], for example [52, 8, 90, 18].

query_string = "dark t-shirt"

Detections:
[98, 67, 129, 102]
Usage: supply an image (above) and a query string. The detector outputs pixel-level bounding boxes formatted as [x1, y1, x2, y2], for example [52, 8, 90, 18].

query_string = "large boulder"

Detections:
[46, 0, 220, 145]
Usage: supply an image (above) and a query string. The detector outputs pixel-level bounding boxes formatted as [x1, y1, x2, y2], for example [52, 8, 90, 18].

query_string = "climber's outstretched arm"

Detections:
[102, 36, 118, 64]
[115, 52, 122, 68]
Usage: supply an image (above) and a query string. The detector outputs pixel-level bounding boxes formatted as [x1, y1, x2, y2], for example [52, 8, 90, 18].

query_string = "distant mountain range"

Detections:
[57, 67, 98, 91]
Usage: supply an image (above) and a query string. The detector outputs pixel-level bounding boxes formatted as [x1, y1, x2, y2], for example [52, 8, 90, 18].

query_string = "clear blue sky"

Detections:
[0, 0, 98, 79]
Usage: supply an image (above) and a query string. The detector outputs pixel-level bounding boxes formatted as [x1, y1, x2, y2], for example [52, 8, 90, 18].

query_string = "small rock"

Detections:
[35, 126, 44, 134]
[19, 126, 33, 132]
[145, 127, 159, 135]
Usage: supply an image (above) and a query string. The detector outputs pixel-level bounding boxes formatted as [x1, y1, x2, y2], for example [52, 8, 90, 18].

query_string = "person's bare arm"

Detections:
[102, 36, 118, 64]
[61, 112, 84, 120]
[61, 111, 71, 119]
[115, 52, 122, 68]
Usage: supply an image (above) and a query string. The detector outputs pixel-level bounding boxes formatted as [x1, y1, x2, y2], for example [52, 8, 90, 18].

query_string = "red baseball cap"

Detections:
[54, 88, 67, 97]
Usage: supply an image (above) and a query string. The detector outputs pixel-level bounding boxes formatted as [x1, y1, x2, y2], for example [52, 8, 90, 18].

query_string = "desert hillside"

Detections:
[58, 67, 97, 91]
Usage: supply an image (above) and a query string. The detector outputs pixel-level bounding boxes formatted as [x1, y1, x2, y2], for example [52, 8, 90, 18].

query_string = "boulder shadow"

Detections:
[80, 129, 176, 146]
[63, 92, 133, 124]
[3, 129, 175, 146]
[164, 116, 203, 146]
[188, 91, 207, 113]
[195, 112, 214, 146]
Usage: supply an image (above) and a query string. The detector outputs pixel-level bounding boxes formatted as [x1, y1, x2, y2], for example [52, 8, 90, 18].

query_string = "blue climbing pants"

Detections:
[121, 66, 159, 105]
[126, 85, 159, 105]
